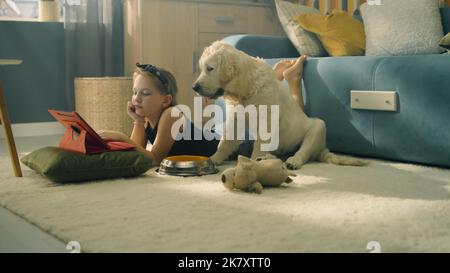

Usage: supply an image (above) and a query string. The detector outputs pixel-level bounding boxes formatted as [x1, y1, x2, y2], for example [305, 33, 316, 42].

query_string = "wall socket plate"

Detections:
[351, 90, 398, 111]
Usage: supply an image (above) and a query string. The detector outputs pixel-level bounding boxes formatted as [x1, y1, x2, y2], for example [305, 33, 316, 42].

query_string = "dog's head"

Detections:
[192, 41, 242, 99]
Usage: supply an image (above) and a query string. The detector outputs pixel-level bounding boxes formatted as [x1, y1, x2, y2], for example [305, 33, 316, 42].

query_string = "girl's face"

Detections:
[132, 74, 172, 119]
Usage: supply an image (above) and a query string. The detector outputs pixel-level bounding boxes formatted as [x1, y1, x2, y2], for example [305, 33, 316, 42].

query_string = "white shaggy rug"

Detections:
[1, 154, 450, 253]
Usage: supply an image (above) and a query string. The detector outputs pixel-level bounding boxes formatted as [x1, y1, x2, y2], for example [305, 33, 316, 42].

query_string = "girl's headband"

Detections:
[136, 63, 168, 86]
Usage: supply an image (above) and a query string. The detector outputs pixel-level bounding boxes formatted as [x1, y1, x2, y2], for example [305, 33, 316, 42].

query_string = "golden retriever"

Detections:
[193, 41, 366, 169]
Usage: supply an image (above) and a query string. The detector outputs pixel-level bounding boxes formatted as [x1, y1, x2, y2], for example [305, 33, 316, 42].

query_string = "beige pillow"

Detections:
[361, 0, 444, 56]
[275, 0, 327, 57]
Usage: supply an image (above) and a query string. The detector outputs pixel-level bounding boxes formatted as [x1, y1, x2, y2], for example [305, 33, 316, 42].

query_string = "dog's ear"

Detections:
[218, 48, 239, 81]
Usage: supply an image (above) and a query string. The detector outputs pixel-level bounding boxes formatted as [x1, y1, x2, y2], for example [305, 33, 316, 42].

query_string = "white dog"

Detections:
[193, 41, 366, 169]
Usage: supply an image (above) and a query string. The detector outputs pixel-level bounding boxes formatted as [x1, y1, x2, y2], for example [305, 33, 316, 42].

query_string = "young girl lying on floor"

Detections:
[98, 56, 307, 164]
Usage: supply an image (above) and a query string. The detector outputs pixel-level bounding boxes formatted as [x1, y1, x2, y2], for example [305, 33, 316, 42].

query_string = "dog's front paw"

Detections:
[210, 154, 224, 166]
[285, 156, 304, 170]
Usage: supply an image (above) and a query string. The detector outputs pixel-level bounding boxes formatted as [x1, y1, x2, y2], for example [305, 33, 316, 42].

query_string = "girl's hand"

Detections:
[127, 101, 145, 123]
[98, 130, 133, 144]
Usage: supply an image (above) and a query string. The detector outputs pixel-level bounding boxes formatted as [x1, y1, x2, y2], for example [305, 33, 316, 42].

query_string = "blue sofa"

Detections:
[220, 8, 450, 168]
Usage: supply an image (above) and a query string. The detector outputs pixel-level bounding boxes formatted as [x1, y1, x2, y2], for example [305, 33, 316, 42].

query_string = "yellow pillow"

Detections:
[295, 11, 365, 56]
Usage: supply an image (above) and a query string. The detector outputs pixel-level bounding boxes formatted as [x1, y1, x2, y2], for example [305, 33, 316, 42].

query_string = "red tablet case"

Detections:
[48, 109, 136, 154]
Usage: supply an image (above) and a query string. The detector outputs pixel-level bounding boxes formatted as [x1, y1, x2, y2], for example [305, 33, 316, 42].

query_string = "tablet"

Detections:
[48, 109, 108, 148]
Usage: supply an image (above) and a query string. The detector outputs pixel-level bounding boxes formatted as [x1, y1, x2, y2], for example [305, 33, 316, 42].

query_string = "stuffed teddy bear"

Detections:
[221, 155, 296, 194]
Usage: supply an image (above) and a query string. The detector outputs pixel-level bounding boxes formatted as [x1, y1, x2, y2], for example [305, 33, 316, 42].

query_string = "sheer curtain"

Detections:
[64, 0, 124, 110]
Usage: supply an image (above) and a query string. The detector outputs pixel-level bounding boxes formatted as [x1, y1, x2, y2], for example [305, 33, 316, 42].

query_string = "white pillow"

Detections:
[361, 0, 445, 56]
[275, 0, 327, 57]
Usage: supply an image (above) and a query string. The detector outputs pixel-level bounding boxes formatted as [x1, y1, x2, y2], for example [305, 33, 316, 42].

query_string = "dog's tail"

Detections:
[318, 149, 368, 166]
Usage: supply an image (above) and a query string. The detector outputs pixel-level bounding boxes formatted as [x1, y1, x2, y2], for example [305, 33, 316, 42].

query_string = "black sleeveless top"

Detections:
[145, 118, 220, 157]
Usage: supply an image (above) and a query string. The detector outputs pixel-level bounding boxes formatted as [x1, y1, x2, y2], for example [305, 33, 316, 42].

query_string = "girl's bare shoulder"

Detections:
[159, 106, 184, 132]
[159, 106, 182, 125]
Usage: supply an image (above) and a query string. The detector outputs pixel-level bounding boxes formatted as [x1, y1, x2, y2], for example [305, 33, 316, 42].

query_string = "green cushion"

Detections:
[439, 32, 450, 52]
[21, 147, 153, 183]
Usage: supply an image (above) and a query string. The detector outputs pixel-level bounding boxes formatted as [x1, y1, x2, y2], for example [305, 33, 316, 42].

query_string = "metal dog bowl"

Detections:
[158, 155, 218, 176]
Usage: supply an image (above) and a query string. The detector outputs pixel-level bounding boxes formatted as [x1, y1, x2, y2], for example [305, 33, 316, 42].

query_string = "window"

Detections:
[0, 0, 63, 21]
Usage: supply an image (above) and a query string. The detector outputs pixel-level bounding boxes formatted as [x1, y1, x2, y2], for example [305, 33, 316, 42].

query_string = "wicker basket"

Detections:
[75, 77, 133, 135]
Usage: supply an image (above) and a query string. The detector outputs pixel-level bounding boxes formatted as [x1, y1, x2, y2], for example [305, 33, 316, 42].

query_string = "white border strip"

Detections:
[0, 122, 65, 138]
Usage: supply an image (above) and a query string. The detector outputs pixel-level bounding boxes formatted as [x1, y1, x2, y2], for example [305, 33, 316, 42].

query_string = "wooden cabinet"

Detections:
[124, 0, 284, 111]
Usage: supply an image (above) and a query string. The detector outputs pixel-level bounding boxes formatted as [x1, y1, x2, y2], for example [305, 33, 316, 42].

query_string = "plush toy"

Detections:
[221, 155, 296, 194]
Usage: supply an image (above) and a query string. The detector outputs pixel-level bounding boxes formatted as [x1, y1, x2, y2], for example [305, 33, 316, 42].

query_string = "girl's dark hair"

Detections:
[134, 64, 178, 106]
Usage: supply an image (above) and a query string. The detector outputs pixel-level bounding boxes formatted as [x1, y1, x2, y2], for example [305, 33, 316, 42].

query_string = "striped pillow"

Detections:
[275, 0, 327, 56]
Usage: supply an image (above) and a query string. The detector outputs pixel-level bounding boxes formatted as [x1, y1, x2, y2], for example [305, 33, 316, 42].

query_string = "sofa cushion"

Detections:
[296, 11, 365, 56]
[21, 147, 153, 183]
[361, 0, 445, 56]
[370, 54, 450, 167]
[275, 0, 327, 57]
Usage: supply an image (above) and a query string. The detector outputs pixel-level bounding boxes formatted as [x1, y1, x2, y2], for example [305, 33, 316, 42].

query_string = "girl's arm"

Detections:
[130, 122, 147, 148]
[99, 108, 178, 164]
[98, 128, 158, 161]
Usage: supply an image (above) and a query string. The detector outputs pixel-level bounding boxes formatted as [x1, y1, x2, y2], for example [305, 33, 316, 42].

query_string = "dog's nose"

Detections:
[192, 83, 202, 92]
